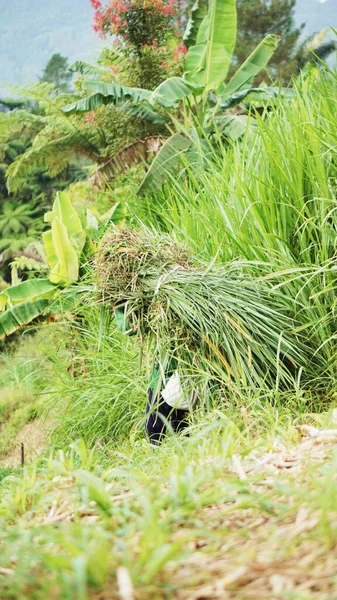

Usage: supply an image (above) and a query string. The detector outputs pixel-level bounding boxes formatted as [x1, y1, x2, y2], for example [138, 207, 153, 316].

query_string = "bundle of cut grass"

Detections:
[95, 227, 317, 388]
[95, 227, 191, 304]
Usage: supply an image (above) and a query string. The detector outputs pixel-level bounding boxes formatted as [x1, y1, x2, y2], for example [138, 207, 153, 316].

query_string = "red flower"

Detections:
[90, 0, 102, 9]
[84, 111, 96, 125]
[90, 0, 178, 45]
[176, 43, 187, 55]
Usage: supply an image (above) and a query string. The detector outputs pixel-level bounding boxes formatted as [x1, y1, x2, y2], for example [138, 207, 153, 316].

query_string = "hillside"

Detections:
[0, 0, 102, 95]
[0, 0, 336, 96]
[0, 0, 337, 595]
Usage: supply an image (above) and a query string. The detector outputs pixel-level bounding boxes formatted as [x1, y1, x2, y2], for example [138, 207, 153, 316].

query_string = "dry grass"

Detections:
[2, 422, 337, 599]
[162, 430, 337, 600]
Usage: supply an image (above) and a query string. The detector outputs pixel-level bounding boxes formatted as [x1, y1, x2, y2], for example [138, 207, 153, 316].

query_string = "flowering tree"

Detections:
[91, 0, 176, 49]
[90, 0, 186, 88]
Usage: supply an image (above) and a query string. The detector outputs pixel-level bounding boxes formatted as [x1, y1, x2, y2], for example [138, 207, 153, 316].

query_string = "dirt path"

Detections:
[0, 418, 52, 467]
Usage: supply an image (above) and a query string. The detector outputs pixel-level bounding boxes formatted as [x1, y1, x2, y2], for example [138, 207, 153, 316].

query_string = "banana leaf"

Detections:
[137, 134, 191, 195]
[0, 279, 56, 312]
[64, 78, 203, 115]
[0, 299, 51, 337]
[219, 86, 296, 110]
[208, 115, 252, 140]
[223, 34, 279, 97]
[148, 77, 204, 107]
[0, 286, 83, 339]
[68, 61, 106, 78]
[63, 81, 151, 114]
[44, 191, 85, 257]
[184, 0, 237, 90]
[121, 101, 165, 124]
[183, 0, 208, 49]
[43, 218, 79, 286]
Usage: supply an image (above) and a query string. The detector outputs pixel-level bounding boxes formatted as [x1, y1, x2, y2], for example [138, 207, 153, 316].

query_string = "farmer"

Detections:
[115, 302, 193, 444]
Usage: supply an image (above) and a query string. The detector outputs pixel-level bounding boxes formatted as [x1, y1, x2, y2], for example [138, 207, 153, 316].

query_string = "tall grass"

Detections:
[48, 71, 337, 447]
[0, 331, 57, 457]
[136, 71, 337, 386]
[3, 72, 335, 451]
[1, 71, 337, 600]
[142, 73, 337, 264]
[47, 307, 148, 447]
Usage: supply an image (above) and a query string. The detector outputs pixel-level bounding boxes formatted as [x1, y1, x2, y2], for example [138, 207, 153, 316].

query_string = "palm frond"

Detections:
[90, 136, 165, 188]
[69, 61, 110, 79]
[5, 121, 103, 191]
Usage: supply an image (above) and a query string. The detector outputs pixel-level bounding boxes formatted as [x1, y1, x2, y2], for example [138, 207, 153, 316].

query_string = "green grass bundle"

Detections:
[95, 227, 318, 389]
[95, 227, 191, 304]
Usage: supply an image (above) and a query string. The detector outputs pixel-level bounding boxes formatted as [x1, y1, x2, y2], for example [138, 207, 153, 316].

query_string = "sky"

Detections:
[295, 0, 337, 32]
[0, 0, 336, 96]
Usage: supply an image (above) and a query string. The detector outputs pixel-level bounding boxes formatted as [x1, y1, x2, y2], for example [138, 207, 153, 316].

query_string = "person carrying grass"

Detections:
[97, 227, 309, 446]
[115, 302, 193, 444]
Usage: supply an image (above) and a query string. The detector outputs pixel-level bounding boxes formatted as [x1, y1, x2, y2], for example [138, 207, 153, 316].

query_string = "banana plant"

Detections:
[184, 0, 237, 90]
[63, 0, 279, 194]
[0, 192, 82, 338]
[0, 191, 121, 339]
[64, 77, 204, 119]
[0, 278, 59, 338]
[138, 32, 279, 193]
[42, 191, 86, 286]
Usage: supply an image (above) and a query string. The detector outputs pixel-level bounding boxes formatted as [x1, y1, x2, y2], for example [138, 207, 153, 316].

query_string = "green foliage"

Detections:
[0, 279, 56, 311]
[64, 76, 203, 114]
[0, 190, 85, 338]
[65, 0, 280, 193]
[0, 89, 89, 271]
[43, 191, 86, 285]
[0, 329, 59, 457]
[90, 0, 183, 89]
[223, 34, 279, 96]
[49, 313, 146, 446]
[0, 84, 91, 196]
[184, 0, 237, 89]
[0, 86, 86, 191]
[0, 398, 43, 457]
[0, 8, 337, 597]
[0, 79, 162, 198]
[0, 201, 37, 237]
[138, 71, 337, 381]
[121, 44, 182, 90]
[183, 0, 208, 49]
[234, 0, 337, 84]
[0, 198, 44, 264]
[97, 227, 320, 388]
[137, 133, 191, 194]
[2, 106, 96, 194]
[9, 255, 47, 286]
[0, 186, 129, 339]
[234, 0, 305, 84]
[0, 98, 26, 112]
[89, 137, 164, 188]
[0, 363, 336, 598]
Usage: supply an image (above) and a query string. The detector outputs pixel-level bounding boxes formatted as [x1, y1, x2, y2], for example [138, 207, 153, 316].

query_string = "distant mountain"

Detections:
[0, 0, 102, 96]
[0, 0, 336, 96]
